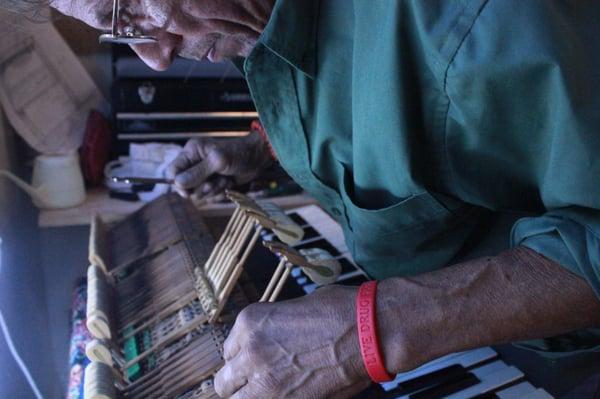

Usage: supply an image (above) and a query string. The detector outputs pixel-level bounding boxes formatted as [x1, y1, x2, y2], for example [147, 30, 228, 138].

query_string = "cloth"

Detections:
[66, 279, 92, 399]
[242, 0, 600, 354]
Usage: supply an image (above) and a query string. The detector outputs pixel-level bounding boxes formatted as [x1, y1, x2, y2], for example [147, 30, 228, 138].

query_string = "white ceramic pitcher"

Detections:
[0, 153, 86, 209]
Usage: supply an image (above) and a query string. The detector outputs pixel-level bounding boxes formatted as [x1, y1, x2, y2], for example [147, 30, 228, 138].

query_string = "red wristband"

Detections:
[356, 281, 394, 383]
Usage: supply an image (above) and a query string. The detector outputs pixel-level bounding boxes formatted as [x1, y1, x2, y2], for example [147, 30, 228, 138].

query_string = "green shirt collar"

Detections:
[258, 0, 320, 78]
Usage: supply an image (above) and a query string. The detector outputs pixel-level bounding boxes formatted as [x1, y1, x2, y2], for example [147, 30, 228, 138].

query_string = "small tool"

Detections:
[112, 176, 174, 185]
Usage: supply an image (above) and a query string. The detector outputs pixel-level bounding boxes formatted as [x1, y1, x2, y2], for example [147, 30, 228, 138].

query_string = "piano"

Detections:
[84, 195, 597, 398]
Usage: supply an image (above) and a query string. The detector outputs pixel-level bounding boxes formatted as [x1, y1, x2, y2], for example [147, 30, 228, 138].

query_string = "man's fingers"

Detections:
[214, 353, 249, 398]
[222, 331, 242, 361]
[165, 155, 188, 180]
[229, 383, 262, 399]
[173, 185, 190, 198]
[174, 160, 215, 190]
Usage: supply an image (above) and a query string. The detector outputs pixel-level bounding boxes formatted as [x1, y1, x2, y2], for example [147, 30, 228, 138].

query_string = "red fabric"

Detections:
[79, 110, 111, 187]
[251, 119, 277, 160]
[356, 281, 394, 383]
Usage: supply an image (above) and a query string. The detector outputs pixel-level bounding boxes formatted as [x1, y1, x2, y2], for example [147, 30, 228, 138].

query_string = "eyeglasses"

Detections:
[99, 0, 157, 45]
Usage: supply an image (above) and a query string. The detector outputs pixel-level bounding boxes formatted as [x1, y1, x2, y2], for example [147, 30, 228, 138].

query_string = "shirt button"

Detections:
[331, 207, 342, 217]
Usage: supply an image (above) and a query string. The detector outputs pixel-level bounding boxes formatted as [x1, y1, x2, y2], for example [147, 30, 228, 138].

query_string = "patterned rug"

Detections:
[66, 279, 92, 399]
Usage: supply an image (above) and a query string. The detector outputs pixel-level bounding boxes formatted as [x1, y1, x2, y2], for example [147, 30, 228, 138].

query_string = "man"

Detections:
[6, 0, 600, 397]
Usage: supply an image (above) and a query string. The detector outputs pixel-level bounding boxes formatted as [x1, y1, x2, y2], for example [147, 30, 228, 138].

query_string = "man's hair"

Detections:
[0, 0, 52, 21]
[1, 0, 51, 14]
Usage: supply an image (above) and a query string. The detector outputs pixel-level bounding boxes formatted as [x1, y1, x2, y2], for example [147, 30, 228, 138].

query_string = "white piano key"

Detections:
[303, 284, 317, 294]
[301, 270, 365, 294]
[381, 347, 498, 391]
[293, 235, 326, 246]
[496, 381, 538, 398]
[294, 205, 349, 253]
[261, 232, 275, 241]
[296, 276, 308, 285]
[522, 389, 554, 399]
[443, 360, 524, 399]
[335, 270, 365, 282]
[291, 267, 302, 278]
[496, 382, 553, 399]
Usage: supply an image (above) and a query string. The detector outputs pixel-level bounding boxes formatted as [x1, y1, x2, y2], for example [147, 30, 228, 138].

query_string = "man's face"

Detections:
[51, 0, 273, 70]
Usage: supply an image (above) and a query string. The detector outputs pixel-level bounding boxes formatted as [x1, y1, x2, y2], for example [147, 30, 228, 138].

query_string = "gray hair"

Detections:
[0, 0, 52, 20]
[0, 0, 51, 13]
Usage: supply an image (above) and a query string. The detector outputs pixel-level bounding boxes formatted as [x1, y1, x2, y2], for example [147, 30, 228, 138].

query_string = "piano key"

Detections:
[335, 273, 368, 286]
[302, 272, 365, 294]
[495, 382, 552, 399]
[339, 257, 358, 274]
[393, 360, 521, 399]
[398, 364, 469, 393]
[301, 226, 320, 240]
[382, 347, 498, 391]
[286, 212, 309, 227]
[443, 361, 524, 399]
[293, 204, 349, 253]
[411, 372, 480, 399]
[522, 389, 553, 399]
[296, 276, 308, 286]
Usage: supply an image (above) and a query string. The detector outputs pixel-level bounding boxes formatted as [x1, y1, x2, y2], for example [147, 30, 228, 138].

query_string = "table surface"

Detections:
[38, 187, 316, 227]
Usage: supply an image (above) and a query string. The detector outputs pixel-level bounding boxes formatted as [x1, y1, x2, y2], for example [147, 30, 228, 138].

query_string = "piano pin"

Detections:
[210, 216, 255, 285]
[209, 213, 252, 281]
[260, 258, 288, 302]
[125, 330, 224, 398]
[217, 222, 263, 298]
[203, 206, 242, 273]
[269, 260, 293, 302]
[118, 290, 198, 342]
[206, 206, 246, 274]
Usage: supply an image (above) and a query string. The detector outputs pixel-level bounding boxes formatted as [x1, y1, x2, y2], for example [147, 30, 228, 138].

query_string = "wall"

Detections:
[0, 110, 61, 398]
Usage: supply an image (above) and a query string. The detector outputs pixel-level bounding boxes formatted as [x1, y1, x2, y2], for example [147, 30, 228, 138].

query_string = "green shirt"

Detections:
[242, 0, 600, 354]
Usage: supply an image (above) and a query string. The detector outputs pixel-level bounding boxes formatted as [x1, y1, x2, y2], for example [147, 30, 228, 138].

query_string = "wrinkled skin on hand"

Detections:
[214, 286, 371, 399]
[166, 132, 273, 201]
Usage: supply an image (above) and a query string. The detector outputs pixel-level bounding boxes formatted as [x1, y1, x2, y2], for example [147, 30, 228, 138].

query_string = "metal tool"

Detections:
[99, 0, 158, 45]
[111, 176, 174, 185]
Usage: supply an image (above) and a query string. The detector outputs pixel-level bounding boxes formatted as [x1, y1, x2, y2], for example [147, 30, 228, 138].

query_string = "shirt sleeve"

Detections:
[442, 1, 600, 355]
[511, 209, 600, 356]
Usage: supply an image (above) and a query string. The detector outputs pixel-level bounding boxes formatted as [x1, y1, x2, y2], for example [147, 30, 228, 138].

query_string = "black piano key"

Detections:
[301, 226, 321, 240]
[287, 212, 309, 226]
[294, 238, 341, 256]
[339, 257, 358, 274]
[470, 392, 500, 399]
[399, 364, 468, 393]
[410, 372, 480, 399]
[338, 274, 368, 286]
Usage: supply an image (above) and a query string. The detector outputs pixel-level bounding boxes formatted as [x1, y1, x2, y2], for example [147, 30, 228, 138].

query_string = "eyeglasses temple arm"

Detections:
[111, 0, 119, 36]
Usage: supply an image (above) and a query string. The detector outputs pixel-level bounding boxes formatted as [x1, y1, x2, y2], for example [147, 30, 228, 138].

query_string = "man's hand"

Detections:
[166, 132, 273, 201]
[214, 286, 371, 399]
[213, 247, 600, 398]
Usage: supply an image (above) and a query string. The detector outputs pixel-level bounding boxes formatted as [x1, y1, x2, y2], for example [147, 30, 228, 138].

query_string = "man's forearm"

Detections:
[376, 246, 600, 373]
